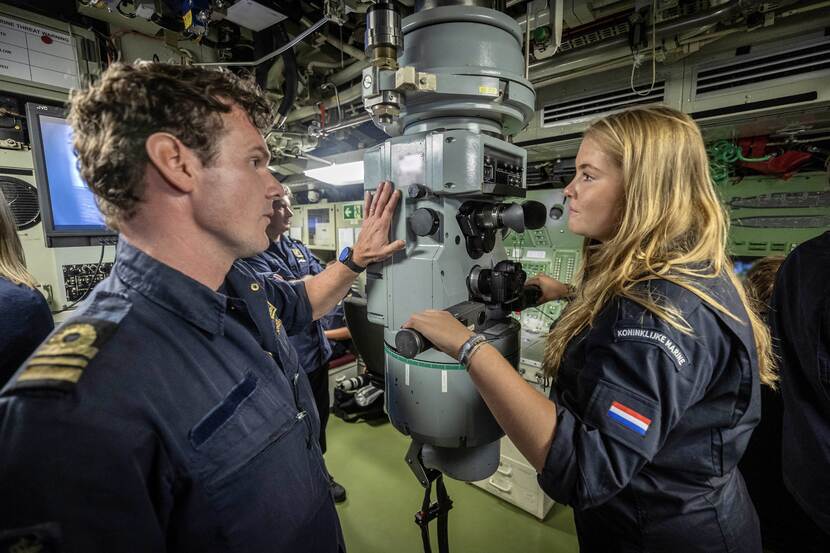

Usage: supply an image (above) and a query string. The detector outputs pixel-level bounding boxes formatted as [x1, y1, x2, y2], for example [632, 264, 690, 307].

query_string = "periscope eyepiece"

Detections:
[457, 200, 547, 258]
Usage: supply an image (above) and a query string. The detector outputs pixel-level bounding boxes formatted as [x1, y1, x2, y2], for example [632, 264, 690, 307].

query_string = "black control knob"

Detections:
[549, 205, 564, 220]
[396, 328, 432, 358]
[408, 184, 428, 199]
[409, 207, 440, 236]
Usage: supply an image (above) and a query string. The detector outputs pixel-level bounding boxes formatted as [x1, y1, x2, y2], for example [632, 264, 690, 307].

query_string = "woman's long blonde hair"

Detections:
[543, 106, 777, 388]
[0, 189, 38, 289]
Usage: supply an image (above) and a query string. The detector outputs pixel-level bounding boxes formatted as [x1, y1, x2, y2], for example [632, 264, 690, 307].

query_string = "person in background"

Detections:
[743, 257, 784, 315]
[769, 231, 830, 553]
[245, 184, 348, 502]
[321, 303, 352, 360]
[404, 106, 774, 552]
[321, 259, 353, 361]
[0, 189, 53, 387]
[737, 256, 794, 551]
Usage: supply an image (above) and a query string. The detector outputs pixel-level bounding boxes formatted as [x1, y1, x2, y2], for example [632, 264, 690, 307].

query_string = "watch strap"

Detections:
[341, 248, 366, 274]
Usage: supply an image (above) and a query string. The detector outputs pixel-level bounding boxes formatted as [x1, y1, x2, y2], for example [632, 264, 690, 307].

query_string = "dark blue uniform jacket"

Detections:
[0, 240, 343, 553]
[245, 237, 332, 373]
[770, 231, 830, 534]
[0, 277, 53, 387]
[539, 273, 761, 553]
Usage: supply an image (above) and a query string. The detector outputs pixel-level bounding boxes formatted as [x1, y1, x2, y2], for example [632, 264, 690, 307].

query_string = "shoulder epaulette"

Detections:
[6, 291, 131, 393]
[8, 317, 120, 392]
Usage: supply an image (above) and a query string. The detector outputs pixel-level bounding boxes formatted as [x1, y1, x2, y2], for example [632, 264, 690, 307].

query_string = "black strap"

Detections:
[414, 473, 453, 553]
[418, 479, 433, 553]
[435, 475, 451, 553]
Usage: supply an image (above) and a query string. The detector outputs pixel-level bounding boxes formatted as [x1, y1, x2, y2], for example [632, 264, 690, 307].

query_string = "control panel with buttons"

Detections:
[62, 263, 113, 302]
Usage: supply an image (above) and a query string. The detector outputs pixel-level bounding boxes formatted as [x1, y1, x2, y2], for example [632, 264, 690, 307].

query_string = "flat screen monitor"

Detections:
[26, 102, 117, 247]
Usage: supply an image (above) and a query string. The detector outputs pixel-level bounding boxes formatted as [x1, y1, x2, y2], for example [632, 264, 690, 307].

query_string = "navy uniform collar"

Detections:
[264, 238, 291, 265]
[273, 236, 296, 261]
[114, 238, 228, 335]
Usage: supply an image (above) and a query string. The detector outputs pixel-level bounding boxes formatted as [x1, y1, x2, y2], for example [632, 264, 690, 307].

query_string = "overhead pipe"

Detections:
[329, 60, 369, 86]
[317, 113, 373, 135]
[264, 24, 298, 129]
[307, 60, 344, 72]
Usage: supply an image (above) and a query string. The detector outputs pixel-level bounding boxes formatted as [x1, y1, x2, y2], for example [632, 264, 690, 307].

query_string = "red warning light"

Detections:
[41, 34, 52, 45]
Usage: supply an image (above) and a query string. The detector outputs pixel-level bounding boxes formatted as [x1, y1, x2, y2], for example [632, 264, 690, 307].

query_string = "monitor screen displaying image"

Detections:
[39, 114, 106, 230]
[26, 102, 116, 247]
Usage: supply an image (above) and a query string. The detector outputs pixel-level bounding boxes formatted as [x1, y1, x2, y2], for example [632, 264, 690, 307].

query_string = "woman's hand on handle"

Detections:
[402, 309, 474, 360]
[526, 274, 572, 304]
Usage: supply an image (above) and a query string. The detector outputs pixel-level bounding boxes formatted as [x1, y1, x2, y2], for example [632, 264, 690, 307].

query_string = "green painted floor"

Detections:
[326, 416, 580, 553]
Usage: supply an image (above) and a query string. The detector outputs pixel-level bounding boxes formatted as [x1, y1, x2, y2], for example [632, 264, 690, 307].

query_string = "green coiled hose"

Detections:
[707, 140, 771, 186]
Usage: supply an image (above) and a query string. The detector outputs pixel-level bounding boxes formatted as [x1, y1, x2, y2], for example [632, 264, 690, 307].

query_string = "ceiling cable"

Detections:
[630, 0, 658, 96]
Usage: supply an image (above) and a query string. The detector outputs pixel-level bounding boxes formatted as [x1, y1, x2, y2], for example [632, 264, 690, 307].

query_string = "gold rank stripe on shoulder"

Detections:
[18, 355, 89, 383]
[27, 355, 88, 367]
[15, 320, 118, 386]
[18, 366, 83, 383]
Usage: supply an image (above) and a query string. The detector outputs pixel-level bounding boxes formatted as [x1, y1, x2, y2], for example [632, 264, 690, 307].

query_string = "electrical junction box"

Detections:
[305, 204, 336, 251]
[288, 204, 307, 244]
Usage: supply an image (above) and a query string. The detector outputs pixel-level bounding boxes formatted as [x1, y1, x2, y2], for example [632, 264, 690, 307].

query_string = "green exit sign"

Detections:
[343, 204, 363, 220]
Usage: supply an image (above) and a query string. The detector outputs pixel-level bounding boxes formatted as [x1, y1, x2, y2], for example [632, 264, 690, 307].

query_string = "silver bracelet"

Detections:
[458, 334, 487, 369]
[465, 340, 488, 370]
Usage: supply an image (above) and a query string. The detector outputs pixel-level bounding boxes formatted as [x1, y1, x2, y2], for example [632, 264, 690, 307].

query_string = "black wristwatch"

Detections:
[338, 246, 366, 274]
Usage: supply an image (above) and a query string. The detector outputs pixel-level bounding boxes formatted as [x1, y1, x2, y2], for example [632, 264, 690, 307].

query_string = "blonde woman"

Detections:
[0, 190, 53, 386]
[405, 106, 773, 552]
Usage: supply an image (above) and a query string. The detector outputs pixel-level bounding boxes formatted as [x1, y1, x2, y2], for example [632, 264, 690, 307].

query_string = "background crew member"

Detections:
[769, 230, 830, 552]
[0, 62, 403, 552]
[321, 261, 354, 359]
[0, 190, 53, 387]
[245, 184, 347, 502]
[404, 107, 774, 553]
[737, 256, 795, 552]
[321, 303, 352, 360]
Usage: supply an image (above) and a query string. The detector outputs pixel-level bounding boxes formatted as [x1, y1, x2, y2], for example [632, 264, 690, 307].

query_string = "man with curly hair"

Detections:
[0, 63, 403, 552]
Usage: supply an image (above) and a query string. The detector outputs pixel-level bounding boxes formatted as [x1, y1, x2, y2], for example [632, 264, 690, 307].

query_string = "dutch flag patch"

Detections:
[608, 401, 651, 437]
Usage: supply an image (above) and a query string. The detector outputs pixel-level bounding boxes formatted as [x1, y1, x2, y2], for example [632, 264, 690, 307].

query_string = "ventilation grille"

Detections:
[541, 82, 665, 127]
[695, 39, 830, 96]
[0, 176, 40, 230]
[558, 22, 629, 53]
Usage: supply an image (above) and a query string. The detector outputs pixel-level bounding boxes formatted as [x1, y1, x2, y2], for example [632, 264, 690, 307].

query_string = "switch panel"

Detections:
[62, 263, 113, 302]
